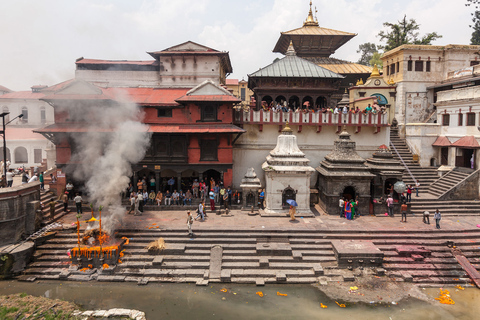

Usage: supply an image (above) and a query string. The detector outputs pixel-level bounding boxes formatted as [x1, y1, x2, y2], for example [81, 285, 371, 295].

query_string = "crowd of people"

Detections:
[259, 100, 387, 115]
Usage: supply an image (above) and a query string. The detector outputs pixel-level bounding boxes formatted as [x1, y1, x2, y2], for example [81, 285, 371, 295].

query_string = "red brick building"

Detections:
[35, 42, 243, 194]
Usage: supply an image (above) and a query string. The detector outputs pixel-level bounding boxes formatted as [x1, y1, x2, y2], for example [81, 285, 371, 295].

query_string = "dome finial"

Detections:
[282, 121, 293, 133]
[370, 64, 380, 77]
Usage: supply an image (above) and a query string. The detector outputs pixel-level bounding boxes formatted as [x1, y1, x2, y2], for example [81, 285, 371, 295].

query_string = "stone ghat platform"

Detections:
[19, 227, 480, 288]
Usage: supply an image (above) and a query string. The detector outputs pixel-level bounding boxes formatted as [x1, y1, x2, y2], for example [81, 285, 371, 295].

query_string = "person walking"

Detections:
[423, 210, 430, 224]
[187, 211, 194, 237]
[74, 193, 83, 214]
[289, 205, 296, 221]
[344, 201, 353, 220]
[195, 200, 205, 221]
[137, 192, 144, 214]
[259, 189, 265, 209]
[66, 182, 74, 200]
[49, 198, 57, 221]
[386, 195, 394, 217]
[39, 172, 44, 190]
[127, 193, 136, 214]
[434, 209, 441, 229]
[339, 197, 345, 218]
[209, 189, 215, 211]
[61, 191, 69, 213]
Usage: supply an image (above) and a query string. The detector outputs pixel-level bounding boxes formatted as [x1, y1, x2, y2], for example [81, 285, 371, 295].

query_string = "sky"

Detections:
[0, 0, 473, 91]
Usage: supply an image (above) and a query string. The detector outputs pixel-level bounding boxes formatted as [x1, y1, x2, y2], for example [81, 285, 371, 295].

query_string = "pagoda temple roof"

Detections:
[273, 2, 356, 58]
[249, 43, 343, 79]
[303, 57, 373, 75]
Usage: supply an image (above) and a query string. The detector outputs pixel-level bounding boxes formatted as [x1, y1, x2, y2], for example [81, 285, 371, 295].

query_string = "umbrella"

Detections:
[394, 181, 407, 194]
[286, 199, 298, 207]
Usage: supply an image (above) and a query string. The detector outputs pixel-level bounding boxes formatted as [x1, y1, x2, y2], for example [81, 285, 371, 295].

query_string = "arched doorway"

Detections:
[342, 186, 356, 201]
[385, 178, 399, 200]
[316, 96, 327, 108]
[282, 186, 296, 208]
[302, 96, 313, 110]
[203, 169, 221, 190]
[288, 96, 300, 110]
[246, 191, 255, 207]
[181, 169, 199, 192]
[261, 95, 273, 109]
[0, 147, 11, 162]
[275, 95, 287, 106]
[14, 146, 28, 164]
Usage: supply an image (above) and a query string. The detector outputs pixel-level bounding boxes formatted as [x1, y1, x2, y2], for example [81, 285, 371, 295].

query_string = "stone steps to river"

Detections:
[19, 228, 480, 288]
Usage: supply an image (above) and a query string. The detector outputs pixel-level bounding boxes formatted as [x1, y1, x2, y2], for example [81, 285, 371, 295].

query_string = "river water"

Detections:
[0, 281, 478, 319]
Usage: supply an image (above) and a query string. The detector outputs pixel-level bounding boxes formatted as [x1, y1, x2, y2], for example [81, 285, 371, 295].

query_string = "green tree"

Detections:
[377, 15, 442, 51]
[369, 52, 383, 68]
[356, 42, 377, 66]
[466, 0, 480, 44]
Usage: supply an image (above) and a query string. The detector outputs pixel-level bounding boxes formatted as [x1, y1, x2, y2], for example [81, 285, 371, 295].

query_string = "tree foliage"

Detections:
[377, 15, 442, 51]
[356, 42, 377, 66]
[369, 52, 383, 68]
[466, 0, 480, 44]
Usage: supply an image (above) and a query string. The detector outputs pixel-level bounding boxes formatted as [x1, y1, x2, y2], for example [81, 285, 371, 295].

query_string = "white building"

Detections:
[0, 84, 64, 169]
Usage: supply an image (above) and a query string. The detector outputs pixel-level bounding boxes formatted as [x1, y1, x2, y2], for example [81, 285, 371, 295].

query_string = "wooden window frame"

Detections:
[200, 139, 218, 161]
[442, 114, 450, 126]
[467, 112, 476, 126]
[458, 113, 463, 126]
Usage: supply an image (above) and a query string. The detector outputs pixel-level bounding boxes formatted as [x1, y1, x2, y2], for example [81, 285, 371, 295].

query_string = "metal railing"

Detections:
[389, 141, 418, 185]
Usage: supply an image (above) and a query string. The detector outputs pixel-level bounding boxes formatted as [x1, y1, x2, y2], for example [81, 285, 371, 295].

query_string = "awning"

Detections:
[147, 124, 245, 134]
[432, 136, 452, 147]
[451, 135, 480, 148]
[34, 124, 134, 133]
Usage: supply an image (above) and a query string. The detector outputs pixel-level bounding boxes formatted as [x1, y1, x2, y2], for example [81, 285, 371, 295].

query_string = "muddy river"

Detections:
[0, 281, 478, 319]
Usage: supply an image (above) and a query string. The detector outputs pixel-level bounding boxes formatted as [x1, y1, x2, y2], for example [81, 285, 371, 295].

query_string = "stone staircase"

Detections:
[20, 228, 480, 287]
[427, 167, 473, 198]
[390, 129, 438, 193]
[409, 199, 480, 216]
[40, 190, 69, 225]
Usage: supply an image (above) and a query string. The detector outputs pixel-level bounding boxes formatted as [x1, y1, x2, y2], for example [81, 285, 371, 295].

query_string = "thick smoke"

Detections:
[64, 89, 150, 232]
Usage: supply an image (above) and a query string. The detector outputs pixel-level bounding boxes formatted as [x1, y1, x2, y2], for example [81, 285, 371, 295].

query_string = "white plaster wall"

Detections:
[76, 70, 160, 88]
[158, 56, 221, 87]
[405, 123, 440, 167]
[7, 138, 52, 168]
[0, 99, 54, 126]
[232, 124, 390, 188]
[264, 172, 312, 213]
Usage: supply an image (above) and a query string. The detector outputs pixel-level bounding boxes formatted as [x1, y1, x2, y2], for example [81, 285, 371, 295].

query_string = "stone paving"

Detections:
[60, 204, 480, 233]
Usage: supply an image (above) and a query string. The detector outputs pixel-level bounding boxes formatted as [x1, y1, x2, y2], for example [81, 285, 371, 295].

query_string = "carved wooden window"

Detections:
[390, 63, 396, 74]
[157, 108, 172, 117]
[458, 113, 463, 126]
[467, 113, 476, 126]
[407, 60, 412, 71]
[200, 139, 218, 161]
[415, 61, 423, 72]
[442, 114, 450, 126]
[201, 105, 217, 122]
[426, 61, 431, 72]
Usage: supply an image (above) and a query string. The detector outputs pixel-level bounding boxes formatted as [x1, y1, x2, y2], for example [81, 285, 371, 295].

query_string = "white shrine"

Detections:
[262, 123, 315, 215]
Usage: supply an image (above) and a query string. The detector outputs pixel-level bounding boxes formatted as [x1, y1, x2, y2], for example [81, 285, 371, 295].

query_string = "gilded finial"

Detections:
[303, 1, 319, 26]
[370, 64, 380, 77]
[282, 121, 293, 133]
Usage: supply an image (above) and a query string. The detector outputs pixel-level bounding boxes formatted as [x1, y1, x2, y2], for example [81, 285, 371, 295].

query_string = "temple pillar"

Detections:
[448, 147, 456, 167]
[155, 171, 160, 193]
[177, 172, 182, 192]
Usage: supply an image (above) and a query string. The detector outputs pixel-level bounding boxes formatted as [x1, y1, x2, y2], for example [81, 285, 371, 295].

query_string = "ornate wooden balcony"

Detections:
[234, 110, 389, 133]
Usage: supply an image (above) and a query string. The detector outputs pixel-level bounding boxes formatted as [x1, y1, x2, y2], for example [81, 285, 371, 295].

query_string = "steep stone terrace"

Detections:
[18, 207, 480, 288]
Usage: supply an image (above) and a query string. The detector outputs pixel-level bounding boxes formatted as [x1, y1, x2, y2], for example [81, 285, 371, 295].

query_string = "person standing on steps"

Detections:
[187, 211, 194, 237]
[127, 193, 136, 214]
[386, 194, 394, 217]
[434, 209, 441, 229]
[39, 172, 44, 190]
[415, 182, 420, 197]
[195, 200, 205, 221]
[289, 205, 296, 221]
[406, 185, 412, 202]
[209, 189, 215, 211]
[61, 191, 69, 213]
[74, 193, 83, 214]
[49, 198, 57, 221]
[400, 202, 408, 223]
[339, 197, 345, 218]
[423, 210, 430, 224]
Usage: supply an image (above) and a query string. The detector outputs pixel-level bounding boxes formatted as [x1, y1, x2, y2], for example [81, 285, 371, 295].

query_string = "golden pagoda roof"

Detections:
[273, 2, 356, 57]
[302, 57, 372, 74]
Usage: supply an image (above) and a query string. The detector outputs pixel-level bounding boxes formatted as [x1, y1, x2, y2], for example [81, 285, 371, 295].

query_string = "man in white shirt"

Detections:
[28, 174, 38, 183]
[6, 169, 14, 187]
[74, 193, 83, 214]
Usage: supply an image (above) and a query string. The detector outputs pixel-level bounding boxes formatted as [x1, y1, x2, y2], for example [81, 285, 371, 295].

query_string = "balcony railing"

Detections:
[234, 110, 389, 132]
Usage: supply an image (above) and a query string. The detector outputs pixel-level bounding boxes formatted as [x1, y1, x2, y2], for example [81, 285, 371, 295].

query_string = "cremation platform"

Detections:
[331, 240, 384, 268]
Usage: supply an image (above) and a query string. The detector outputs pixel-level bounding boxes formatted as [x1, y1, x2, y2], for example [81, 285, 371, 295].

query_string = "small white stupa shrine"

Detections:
[262, 123, 315, 215]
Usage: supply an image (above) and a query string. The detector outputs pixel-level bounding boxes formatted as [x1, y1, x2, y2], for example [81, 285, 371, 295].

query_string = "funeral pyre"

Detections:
[70, 205, 128, 269]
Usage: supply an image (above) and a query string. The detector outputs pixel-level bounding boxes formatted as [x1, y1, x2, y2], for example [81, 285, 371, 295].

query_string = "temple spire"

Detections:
[285, 41, 297, 56]
[303, 1, 319, 27]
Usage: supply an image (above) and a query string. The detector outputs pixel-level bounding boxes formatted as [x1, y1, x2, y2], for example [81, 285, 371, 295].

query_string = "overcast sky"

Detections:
[0, 0, 473, 91]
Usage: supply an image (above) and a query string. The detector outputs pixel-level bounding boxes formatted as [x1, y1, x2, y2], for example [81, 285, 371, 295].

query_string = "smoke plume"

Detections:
[63, 88, 150, 232]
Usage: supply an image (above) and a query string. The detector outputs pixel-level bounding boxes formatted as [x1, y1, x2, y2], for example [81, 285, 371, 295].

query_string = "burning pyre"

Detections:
[70, 205, 127, 269]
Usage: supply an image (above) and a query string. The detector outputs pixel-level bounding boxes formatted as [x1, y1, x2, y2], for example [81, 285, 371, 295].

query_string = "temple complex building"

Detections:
[271, 1, 372, 101]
